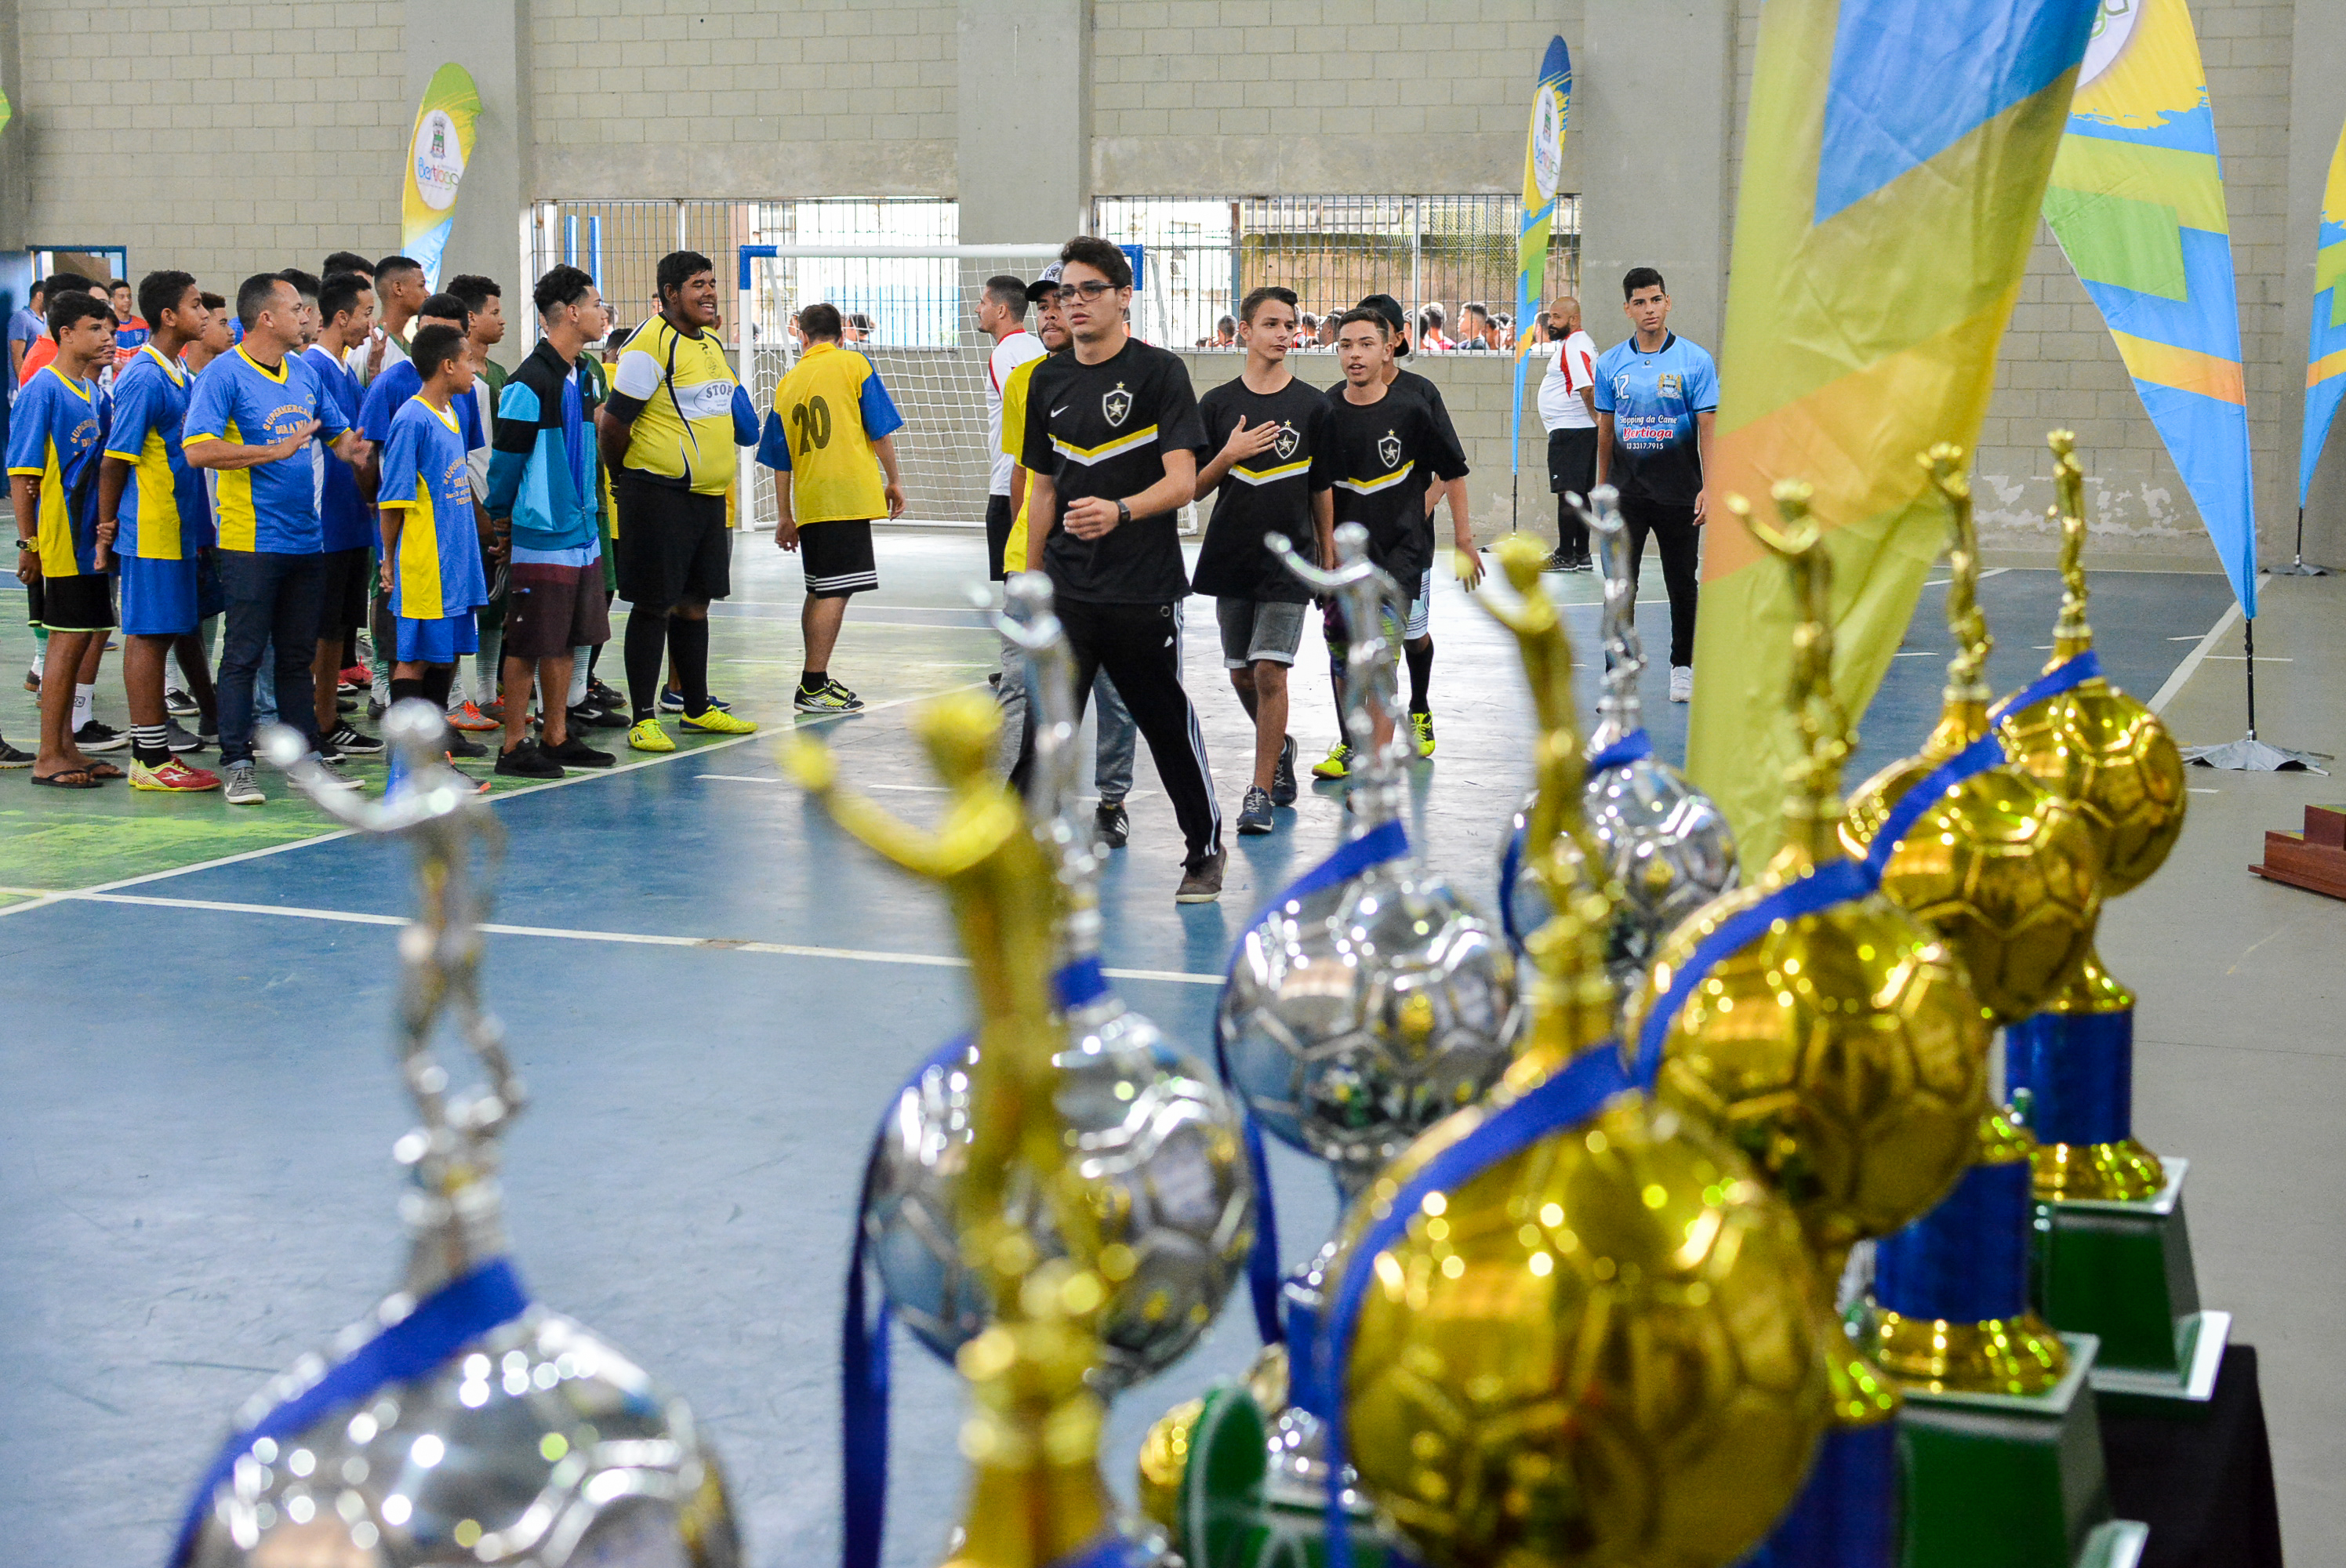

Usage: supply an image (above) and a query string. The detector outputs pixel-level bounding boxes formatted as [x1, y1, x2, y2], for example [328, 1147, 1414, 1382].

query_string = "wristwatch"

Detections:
[14, 537, 34, 551]
[1116, 499, 1131, 526]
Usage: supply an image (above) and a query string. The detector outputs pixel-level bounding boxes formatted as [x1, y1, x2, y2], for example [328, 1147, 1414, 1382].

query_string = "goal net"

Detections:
[735, 244, 1067, 532]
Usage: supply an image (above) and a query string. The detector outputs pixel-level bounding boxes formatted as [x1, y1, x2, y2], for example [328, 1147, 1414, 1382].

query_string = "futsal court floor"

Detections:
[4, 530, 2342, 1563]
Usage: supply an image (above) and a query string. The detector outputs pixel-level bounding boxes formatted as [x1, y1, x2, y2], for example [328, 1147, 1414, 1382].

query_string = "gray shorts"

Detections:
[1217, 597, 1306, 669]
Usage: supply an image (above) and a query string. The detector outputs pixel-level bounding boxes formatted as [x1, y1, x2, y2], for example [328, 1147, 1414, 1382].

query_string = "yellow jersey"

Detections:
[999, 351, 1045, 571]
[610, 316, 754, 495]
[754, 342, 904, 524]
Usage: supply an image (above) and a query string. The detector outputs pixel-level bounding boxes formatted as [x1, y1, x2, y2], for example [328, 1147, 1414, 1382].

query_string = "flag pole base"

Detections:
[2270, 559, 2330, 577]
[2179, 737, 2331, 773]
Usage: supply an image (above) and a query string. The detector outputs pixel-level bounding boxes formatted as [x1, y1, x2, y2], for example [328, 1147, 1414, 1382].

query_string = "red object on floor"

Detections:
[2250, 803, 2346, 900]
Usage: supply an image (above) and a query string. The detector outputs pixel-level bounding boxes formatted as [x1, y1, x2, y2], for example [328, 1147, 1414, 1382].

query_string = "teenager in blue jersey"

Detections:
[96, 270, 220, 793]
[1593, 267, 1717, 706]
[8, 291, 114, 784]
[183, 273, 367, 804]
[376, 324, 489, 747]
[298, 268, 383, 760]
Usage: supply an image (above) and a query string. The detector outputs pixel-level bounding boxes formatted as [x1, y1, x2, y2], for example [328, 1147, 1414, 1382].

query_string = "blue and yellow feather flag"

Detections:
[2043, 0, 2256, 614]
[1689, 0, 2101, 872]
[2304, 111, 2346, 505]
[1510, 37, 1571, 496]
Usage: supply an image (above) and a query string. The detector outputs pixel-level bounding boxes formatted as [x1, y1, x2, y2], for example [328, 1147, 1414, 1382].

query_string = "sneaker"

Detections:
[0, 736, 34, 768]
[132, 756, 221, 791]
[681, 706, 759, 735]
[479, 699, 507, 723]
[367, 697, 388, 720]
[74, 720, 129, 753]
[308, 755, 364, 790]
[794, 678, 865, 714]
[336, 680, 359, 697]
[164, 719, 205, 754]
[336, 693, 358, 713]
[1175, 848, 1228, 904]
[588, 677, 626, 710]
[445, 732, 488, 760]
[1411, 711, 1436, 758]
[628, 718, 676, 753]
[223, 761, 265, 804]
[340, 666, 368, 688]
[662, 688, 734, 713]
[197, 721, 219, 748]
[325, 720, 384, 757]
[165, 686, 199, 717]
[1237, 786, 1276, 836]
[1270, 735, 1298, 807]
[1095, 799, 1130, 849]
[1670, 666, 1693, 703]
[22, 670, 38, 695]
[567, 699, 628, 731]
[1312, 741, 1353, 780]
[542, 733, 616, 769]
[447, 700, 499, 732]
[495, 739, 566, 780]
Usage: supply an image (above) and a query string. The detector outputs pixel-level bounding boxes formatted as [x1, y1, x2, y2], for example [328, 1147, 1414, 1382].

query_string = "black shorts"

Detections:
[506, 561, 612, 659]
[984, 492, 1014, 581]
[613, 473, 731, 609]
[315, 546, 371, 637]
[800, 519, 877, 599]
[29, 569, 114, 633]
[1547, 426, 1599, 496]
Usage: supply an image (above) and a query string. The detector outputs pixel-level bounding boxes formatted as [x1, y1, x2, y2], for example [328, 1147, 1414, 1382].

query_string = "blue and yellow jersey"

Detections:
[7, 365, 108, 575]
[181, 345, 351, 552]
[103, 345, 207, 561]
[754, 341, 903, 524]
[611, 316, 757, 495]
[378, 395, 488, 622]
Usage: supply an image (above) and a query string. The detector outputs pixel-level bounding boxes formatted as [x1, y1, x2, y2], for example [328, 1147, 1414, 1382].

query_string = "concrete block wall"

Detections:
[13, 0, 408, 289]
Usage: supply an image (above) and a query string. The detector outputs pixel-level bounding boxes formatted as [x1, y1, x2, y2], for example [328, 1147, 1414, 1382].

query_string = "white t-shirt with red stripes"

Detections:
[1538, 328, 1598, 431]
[985, 329, 1046, 496]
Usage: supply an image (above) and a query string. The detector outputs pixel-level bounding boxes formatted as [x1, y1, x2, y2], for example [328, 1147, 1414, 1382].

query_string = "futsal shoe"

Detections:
[447, 700, 499, 732]
[543, 734, 616, 769]
[494, 739, 565, 780]
[1312, 741, 1352, 780]
[1271, 735, 1298, 806]
[681, 706, 758, 735]
[1175, 848, 1228, 904]
[133, 756, 223, 791]
[1670, 666, 1693, 703]
[75, 720, 129, 753]
[793, 679, 864, 714]
[1237, 786, 1276, 836]
[662, 688, 735, 713]
[324, 720, 385, 758]
[1095, 799, 1130, 849]
[1411, 711, 1436, 758]
[587, 677, 626, 710]
[444, 733, 488, 760]
[568, 699, 629, 730]
[628, 718, 676, 753]
[165, 686, 199, 717]
[0, 735, 30, 768]
[165, 720, 206, 753]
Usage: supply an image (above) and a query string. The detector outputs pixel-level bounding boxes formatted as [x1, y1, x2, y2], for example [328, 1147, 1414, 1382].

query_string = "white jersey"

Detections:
[1538, 329, 1598, 431]
[986, 330, 1046, 495]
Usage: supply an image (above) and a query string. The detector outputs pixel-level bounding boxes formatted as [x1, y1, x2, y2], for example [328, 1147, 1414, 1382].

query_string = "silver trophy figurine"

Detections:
[858, 578, 1255, 1393]
[178, 705, 739, 1568]
[1218, 523, 1522, 1503]
[1502, 488, 1737, 998]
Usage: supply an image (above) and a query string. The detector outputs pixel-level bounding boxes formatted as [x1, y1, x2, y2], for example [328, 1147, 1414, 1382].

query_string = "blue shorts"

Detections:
[118, 553, 200, 637]
[394, 609, 479, 666]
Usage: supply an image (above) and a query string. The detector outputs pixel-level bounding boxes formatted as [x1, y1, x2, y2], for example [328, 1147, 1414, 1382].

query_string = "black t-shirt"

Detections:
[1322, 383, 1470, 588]
[1022, 337, 1205, 604]
[1191, 374, 1337, 602]
[1329, 368, 1469, 550]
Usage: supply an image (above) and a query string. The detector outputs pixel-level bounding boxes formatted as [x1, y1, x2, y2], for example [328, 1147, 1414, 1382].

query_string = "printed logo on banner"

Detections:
[412, 108, 465, 212]
[1102, 383, 1131, 428]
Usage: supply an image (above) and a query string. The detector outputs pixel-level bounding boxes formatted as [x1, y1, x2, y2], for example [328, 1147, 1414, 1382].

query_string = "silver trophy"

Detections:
[1218, 523, 1522, 1503]
[180, 706, 739, 1568]
[1503, 488, 1737, 997]
[859, 576, 1254, 1394]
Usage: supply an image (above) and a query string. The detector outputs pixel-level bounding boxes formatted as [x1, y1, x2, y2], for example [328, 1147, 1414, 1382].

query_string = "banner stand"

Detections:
[2272, 507, 2330, 576]
[2180, 612, 2332, 773]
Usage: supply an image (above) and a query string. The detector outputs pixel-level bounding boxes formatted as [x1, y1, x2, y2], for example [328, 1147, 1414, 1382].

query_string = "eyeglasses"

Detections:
[1066, 279, 1120, 299]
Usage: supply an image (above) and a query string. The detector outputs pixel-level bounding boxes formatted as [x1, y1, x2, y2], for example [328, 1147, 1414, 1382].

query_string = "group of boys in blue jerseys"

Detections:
[6, 255, 635, 798]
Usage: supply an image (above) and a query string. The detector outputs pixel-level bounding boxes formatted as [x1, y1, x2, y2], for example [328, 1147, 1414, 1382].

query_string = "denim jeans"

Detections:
[216, 550, 326, 764]
[997, 631, 1138, 803]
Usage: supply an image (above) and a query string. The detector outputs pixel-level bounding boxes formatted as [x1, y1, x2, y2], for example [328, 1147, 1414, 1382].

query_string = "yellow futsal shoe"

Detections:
[1312, 740, 1353, 779]
[1411, 710, 1436, 757]
[628, 718, 676, 753]
[681, 706, 759, 735]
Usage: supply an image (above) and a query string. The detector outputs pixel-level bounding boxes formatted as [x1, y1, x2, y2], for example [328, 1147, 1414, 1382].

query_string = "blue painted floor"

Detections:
[0, 535, 2237, 1565]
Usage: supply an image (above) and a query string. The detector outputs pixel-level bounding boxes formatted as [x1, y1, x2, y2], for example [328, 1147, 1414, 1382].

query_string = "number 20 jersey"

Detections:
[754, 341, 904, 523]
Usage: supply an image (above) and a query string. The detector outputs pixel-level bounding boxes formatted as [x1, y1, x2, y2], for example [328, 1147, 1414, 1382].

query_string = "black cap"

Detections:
[1028, 261, 1064, 299]
[1355, 292, 1409, 354]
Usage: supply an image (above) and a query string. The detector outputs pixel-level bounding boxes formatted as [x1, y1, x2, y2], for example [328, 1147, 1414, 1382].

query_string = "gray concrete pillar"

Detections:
[1574, 0, 1737, 354]
[957, 0, 1089, 245]
[405, 0, 530, 343]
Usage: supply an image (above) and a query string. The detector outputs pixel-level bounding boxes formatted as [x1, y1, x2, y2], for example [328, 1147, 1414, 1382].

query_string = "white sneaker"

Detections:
[1669, 666, 1693, 703]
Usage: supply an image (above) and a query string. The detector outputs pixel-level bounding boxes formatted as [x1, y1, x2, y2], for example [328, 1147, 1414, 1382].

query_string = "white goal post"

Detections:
[735, 243, 1066, 533]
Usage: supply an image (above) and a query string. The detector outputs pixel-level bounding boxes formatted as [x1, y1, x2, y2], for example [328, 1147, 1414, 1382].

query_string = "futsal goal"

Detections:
[735, 243, 1066, 533]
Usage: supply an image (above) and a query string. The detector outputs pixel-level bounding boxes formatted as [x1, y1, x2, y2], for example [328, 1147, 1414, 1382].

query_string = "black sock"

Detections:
[1406, 637, 1433, 716]
[668, 615, 710, 716]
[419, 665, 455, 710]
[390, 676, 426, 708]
[624, 610, 666, 721]
[131, 723, 170, 767]
[800, 668, 826, 692]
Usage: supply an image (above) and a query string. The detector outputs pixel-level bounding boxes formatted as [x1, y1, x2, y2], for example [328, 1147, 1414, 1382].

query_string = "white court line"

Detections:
[43, 890, 1223, 985]
[2149, 598, 2244, 715]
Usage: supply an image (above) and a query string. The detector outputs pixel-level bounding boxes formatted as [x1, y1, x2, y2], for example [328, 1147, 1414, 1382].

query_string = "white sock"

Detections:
[74, 683, 94, 730]
[446, 657, 469, 712]
[476, 630, 503, 704]
[568, 647, 590, 707]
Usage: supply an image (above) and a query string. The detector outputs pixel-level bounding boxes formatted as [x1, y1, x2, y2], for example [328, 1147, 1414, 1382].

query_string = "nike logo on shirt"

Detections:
[1051, 406, 1070, 416]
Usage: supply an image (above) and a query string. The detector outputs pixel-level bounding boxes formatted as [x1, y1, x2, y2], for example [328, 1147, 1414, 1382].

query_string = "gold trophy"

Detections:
[790, 695, 1121, 1568]
[1994, 432, 2221, 1407]
[1636, 485, 1994, 1564]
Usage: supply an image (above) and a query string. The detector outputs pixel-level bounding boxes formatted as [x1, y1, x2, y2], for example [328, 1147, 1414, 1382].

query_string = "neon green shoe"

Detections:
[627, 718, 675, 753]
[1311, 741, 1353, 780]
[1411, 711, 1436, 758]
[681, 706, 759, 735]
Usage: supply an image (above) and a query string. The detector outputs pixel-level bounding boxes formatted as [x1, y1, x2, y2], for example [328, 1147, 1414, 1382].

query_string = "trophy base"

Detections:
[1865, 1308, 2069, 1398]
[1143, 1381, 1404, 1568]
[1897, 1334, 2146, 1568]
[2036, 1156, 2228, 1404]
[2032, 1137, 2166, 1204]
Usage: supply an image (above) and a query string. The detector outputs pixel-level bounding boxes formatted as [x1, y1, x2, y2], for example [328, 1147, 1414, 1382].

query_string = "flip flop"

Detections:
[30, 768, 100, 789]
[82, 760, 124, 780]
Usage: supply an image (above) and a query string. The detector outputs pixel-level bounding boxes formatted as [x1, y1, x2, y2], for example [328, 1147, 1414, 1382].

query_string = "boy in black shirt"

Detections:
[1014, 236, 1226, 902]
[1313, 307, 1469, 775]
[1194, 285, 1335, 835]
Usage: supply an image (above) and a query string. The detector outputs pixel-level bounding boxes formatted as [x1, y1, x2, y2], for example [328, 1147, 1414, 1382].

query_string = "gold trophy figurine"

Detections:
[790, 695, 1117, 1568]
